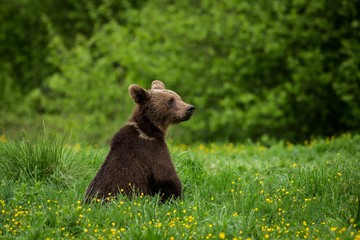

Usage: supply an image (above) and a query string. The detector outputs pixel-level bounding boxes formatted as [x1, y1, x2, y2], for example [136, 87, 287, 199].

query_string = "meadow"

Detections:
[0, 133, 359, 239]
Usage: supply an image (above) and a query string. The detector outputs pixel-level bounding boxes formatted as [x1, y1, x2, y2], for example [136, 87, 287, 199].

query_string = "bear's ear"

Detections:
[129, 84, 150, 104]
[151, 80, 165, 90]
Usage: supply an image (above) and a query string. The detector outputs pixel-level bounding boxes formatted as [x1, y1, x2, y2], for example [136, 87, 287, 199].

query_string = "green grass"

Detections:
[0, 133, 359, 239]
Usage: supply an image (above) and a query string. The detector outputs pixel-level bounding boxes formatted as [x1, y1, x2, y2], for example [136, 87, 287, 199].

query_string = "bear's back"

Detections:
[85, 124, 176, 201]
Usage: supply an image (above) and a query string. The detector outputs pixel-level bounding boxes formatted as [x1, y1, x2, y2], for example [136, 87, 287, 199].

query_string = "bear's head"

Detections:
[129, 80, 195, 131]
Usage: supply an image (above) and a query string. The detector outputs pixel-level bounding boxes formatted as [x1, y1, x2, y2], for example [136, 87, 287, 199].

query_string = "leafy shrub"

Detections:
[1, 0, 359, 143]
[116, 0, 360, 142]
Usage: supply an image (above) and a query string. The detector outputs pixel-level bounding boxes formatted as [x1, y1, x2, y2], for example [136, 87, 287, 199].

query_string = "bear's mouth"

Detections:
[178, 112, 194, 122]
[173, 105, 195, 123]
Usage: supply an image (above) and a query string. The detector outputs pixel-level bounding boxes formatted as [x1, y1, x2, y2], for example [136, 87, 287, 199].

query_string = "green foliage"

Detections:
[0, 0, 359, 143]
[40, 29, 131, 142]
[0, 135, 359, 238]
[0, 0, 48, 94]
[0, 0, 147, 94]
[115, 0, 360, 142]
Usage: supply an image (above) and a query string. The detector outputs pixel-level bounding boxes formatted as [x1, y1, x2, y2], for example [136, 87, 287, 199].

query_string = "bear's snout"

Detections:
[181, 105, 195, 121]
[186, 105, 195, 114]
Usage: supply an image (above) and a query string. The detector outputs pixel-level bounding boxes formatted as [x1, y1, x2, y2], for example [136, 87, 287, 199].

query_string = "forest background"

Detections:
[1, 0, 359, 144]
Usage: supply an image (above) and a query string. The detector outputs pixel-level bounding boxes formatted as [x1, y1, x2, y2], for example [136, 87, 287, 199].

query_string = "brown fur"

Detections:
[85, 80, 195, 202]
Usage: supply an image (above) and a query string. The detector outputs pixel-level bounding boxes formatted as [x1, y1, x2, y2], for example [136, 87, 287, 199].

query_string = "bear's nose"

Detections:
[187, 105, 195, 113]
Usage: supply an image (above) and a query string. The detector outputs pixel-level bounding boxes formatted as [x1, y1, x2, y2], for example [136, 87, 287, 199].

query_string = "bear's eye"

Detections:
[167, 98, 175, 106]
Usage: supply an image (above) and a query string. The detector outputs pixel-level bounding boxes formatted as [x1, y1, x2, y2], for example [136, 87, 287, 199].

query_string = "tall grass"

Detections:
[0, 134, 359, 239]
[0, 133, 92, 187]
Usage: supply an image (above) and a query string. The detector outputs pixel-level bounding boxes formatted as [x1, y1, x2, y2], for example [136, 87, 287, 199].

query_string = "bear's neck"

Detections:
[130, 114, 166, 141]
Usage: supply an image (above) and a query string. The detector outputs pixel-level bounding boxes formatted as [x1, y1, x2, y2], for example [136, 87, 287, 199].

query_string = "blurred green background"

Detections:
[1, 0, 359, 144]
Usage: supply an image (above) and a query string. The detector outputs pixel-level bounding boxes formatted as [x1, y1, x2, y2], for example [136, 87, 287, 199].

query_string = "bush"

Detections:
[115, 0, 360, 142]
[1, 0, 359, 143]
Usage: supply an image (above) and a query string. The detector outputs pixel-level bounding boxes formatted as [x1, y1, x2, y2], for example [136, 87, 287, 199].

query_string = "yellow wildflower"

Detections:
[0, 134, 6, 143]
[219, 232, 226, 239]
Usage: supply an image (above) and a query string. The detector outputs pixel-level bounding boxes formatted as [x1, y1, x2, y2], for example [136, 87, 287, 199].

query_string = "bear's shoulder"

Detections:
[110, 124, 141, 146]
[110, 122, 163, 147]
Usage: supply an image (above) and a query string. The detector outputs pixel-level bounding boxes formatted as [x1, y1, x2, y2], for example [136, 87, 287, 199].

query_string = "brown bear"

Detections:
[85, 80, 195, 202]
